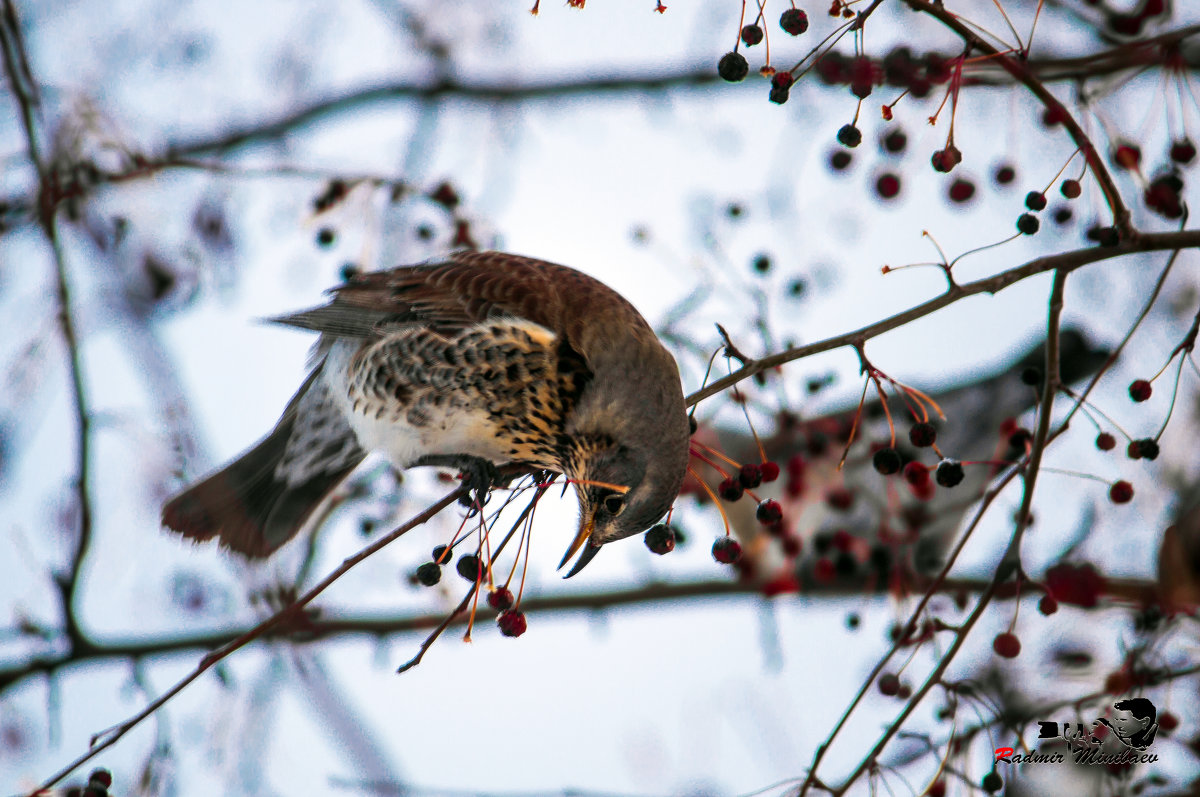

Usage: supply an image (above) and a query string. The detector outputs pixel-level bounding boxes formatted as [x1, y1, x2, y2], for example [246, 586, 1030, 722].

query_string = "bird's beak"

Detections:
[558, 517, 600, 578]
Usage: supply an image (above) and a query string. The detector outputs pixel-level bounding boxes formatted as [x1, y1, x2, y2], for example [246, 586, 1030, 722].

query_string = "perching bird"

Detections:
[162, 251, 691, 576]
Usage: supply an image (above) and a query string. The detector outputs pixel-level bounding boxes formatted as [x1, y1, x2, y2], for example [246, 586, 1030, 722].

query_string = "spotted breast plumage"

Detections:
[162, 251, 691, 576]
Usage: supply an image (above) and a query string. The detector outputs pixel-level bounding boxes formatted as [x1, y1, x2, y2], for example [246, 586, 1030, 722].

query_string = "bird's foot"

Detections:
[414, 455, 500, 511]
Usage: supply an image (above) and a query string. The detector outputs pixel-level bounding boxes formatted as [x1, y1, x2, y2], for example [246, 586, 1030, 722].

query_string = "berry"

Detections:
[872, 447, 902, 475]
[878, 673, 901, 696]
[781, 535, 802, 557]
[487, 587, 515, 610]
[882, 128, 907, 154]
[1170, 138, 1197, 164]
[1113, 142, 1141, 171]
[948, 178, 975, 203]
[432, 544, 452, 564]
[876, 173, 901, 199]
[837, 124, 862, 148]
[1021, 366, 1041, 386]
[1041, 107, 1067, 127]
[497, 609, 527, 637]
[1159, 712, 1179, 732]
[931, 146, 962, 173]
[456, 554, 485, 582]
[994, 164, 1016, 184]
[909, 422, 936, 447]
[1129, 379, 1152, 401]
[935, 460, 964, 487]
[759, 462, 781, 482]
[416, 562, 442, 586]
[89, 770, 113, 789]
[769, 83, 791, 105]
[718, 52, 749, 82]
[1046, 562, 1106, 608]
[1145, 173, 1185, 219]
[826, 487, 854, 511]
[993, 632, 1021, 658]
[780, 8, 808, 35]
[718, 477, 745, 501]
[1024, 191, 1047, 211]
[740, 24, 764, 46]
[316, 228, 336, 247]
[830, 150, 852, 170]
[1053, 206, 1073, 225]
[712, 537, 743, 564]
[739, 463, 763, 488]
[1061, 179, 1081, 199]
[981, 771, 1003, 793]
[1096, 432, 1116, 451]
[751, 254, 772, 274]
[1127, 438, 1159, 460]
[644, 523, 676, 555]
[902, 461, 929, 486]
[756, 499, 783, 524]
[1016, 213, 1040, 235]
[1038, 594, 1058, 615]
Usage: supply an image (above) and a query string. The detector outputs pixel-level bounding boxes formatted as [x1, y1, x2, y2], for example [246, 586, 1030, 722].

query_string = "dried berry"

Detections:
[718, 477, 745, 501]
[872, 447, 902, 475]
[935, 459, 964, 487]
[759, 462, 781, 482]
[712, 537, 743, 564]
[909, 422, 936, 447]
[837, 124, 863, 148]
[1016, 213, 1040, 235]
[931, 145, 961, 173]
[740, 24, 764, 46]
[416, 562, 442, 586]
[487, 587, 515, 611]
[497, 609, 527, 637]
[756, 499, 783, 524]
[456, 554, 485, 582]
[1025, 191, 1047, 211]
[718, 52, 749, 83]
[739, 463, 763, 488]
[780, 8, 809, 35]
[431, 544, 453, 565]
[644, 523, 676, 555]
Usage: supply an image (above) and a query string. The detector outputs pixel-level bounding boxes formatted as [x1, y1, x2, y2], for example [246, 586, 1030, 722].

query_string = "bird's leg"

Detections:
[413, 454, 500, 510]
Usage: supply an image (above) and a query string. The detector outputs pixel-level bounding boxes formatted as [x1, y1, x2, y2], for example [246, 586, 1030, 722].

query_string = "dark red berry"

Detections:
[718, 52, 749, 82]
[759, 462, 781, 482]
[416, 562, 442, 586]
[712, 537, 743, 564]
[1145, 173, 1185, 219]
[756, 499, 783, 524]
[1170, 138, 1197, 164]
[1160, 712, 1179, 732]
[909, 422, 936, 447]
[741, 24, 764, 46]
[644, 523, 676, 555]
[432, 544, 452, 564]
[456, 554, 485, 582]
[1041, 106, 1067, 127]
[1016, 213, 1040, 235]
[826, 487, 854, 511]
[902, 461, 928, 486]
[89, 770, 113, 789]
[882, 128, 907, 154]
[772, 71, 794, 91]
[781, 535, 802, 557]
[780, 8, 809, 35]
[994, 164, 1015, 184]
[1113, 142, 1141, 171]
[830, 150, 853, 171]
[1096, 432, 1116, 451]
[879, 673, 901, 696]
[497, 609, 527, 637]
[718, 477, 745, 501]
[487, 586, 515, 610]
[993, 632, 1021, 658]
[739, 463, 763, 488]
[1053, 206, 1073, 225]
[1038, 594, 1058, 615]
[872, 447, 902, 475]
[948, 178, 975, 203]
[1046, 562, 1107, 608]
[1127, 438, 1159, 460]
[1025, 191, 1047, 211]
[837, 124, 863, 148]
[316, 228, 336, 247]
[1061, 179, 1081, 199]
[876, 173, 901, 199]
[935, 460, 964, 487]
[931, 146, 962, 173]
[1108, 480, 1134, 503]
[1129, 379, 1152, 402]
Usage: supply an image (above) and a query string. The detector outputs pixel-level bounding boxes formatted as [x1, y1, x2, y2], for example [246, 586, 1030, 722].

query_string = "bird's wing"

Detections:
[271, 251, 598, 339]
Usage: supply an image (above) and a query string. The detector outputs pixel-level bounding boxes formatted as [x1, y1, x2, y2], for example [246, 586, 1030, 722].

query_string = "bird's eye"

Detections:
[603, 494, 625, 516]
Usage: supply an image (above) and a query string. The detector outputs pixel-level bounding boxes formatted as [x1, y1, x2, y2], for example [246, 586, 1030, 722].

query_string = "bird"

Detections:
[161, 251, 691, 577]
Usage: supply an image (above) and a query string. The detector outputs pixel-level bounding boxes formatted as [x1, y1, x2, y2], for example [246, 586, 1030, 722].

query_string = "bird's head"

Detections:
[558, 427, 688, 577]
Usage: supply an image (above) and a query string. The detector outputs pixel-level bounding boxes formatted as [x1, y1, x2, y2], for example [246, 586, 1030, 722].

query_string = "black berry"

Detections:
[1016, 213, 1040, 235]
[909, 422, 937, 447]
[935, 460, 964, 487]
[416, 562, 442, 586]
[644, 523, 676, 555]
[1025, 191, 1047, 211]
[873, 447, 902, 475]
[837, 124, 863, 148]
[712, 537, 743, 564]
[718, 52, 749, 82]
[780, 8, 809, 35]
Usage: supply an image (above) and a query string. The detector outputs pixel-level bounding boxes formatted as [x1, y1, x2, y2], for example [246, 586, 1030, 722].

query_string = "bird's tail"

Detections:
[162, 369, 365, 558]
